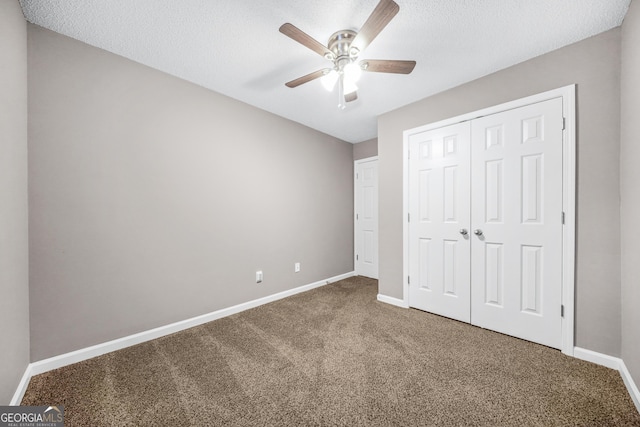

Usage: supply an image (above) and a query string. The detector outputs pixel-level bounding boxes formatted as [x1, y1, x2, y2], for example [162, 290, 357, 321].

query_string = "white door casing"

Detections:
[355, 158, 378, 279]
[408, 122, 471, 323]
[403, 86, 575, 354]
[470, 98, 564, 349]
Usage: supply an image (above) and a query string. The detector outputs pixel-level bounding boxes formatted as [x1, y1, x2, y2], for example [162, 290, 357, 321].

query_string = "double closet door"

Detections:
[408, 98, 564, 349]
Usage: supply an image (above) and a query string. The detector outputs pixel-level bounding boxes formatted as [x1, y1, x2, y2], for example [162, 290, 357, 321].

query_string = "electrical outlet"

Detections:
[294, 262, 300, 273]
[256, 271, 263, 283]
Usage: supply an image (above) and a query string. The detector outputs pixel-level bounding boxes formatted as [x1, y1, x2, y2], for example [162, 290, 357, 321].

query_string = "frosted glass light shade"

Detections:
[343, 62, 362, 83]
[321, 70, 338, 91]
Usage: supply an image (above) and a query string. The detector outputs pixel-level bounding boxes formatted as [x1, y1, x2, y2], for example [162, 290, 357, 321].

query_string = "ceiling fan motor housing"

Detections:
[327, 30, 358, 69]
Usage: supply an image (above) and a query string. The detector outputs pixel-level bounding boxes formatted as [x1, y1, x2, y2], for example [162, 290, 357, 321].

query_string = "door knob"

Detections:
[474, 229, 483, 236]
[459, 229, 468, 236]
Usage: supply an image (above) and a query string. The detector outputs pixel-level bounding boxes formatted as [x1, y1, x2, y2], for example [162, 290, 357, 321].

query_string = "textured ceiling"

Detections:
[19, 0, 630, 143]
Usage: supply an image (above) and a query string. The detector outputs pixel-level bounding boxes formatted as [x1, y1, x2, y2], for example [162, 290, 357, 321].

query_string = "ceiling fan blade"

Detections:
[285, 69, 329, 88]
[351, 0, 399, 53]
[345, 92, 358, 103]
[361, 59, 416, 74]
[279, 23, 333, 59]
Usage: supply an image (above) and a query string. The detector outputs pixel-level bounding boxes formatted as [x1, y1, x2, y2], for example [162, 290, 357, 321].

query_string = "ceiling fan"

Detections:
[279, 0, 416, 109]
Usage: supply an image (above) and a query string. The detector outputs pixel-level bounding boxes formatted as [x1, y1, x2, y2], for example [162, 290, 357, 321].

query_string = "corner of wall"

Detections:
[620, 0, 640, 391]
[0, 0, 30, 405]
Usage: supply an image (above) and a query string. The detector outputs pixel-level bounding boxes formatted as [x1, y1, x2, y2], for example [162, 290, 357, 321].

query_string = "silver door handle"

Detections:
[459, 229, 468, 236]
[474, 229, 483, 236]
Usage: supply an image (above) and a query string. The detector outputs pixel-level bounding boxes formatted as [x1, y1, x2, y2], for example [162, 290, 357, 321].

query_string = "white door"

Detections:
[407, 97, 564, 349]
[408, 122, 471, 323]
[355, 159, 378, 279]
[470, 98, 564, 349]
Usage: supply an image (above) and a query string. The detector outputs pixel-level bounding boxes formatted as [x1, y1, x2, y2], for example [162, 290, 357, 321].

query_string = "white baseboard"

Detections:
[11, 271, 354, 405]
[574, 347, 640, 413]
[619, 360, 640, 414]
[9, 364, 33, 406]
[573, 347, 621, 370]
[377, 293, 408, 308]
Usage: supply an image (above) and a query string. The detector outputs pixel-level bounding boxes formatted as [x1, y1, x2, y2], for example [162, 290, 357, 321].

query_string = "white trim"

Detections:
[9, 364, 33, 405]
[377, 293, 409, 308]
[620, 360, 640, 413]
[402, 131, 410, 308]
[561, 85, 577, 356]
[574, 347, 623, 370]
[574, 347, 640, 413]
[354, 156, 378, 166]
[11, 271, 355, 404]
[402, 85, 577, 355]
[354, 156, 379, 278]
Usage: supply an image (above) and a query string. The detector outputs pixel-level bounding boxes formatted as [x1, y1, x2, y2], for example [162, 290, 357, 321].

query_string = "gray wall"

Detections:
[621, 0, 640, 388]
[353, 138, 378, 161]
[378, 29, 622, 356]
[0, 0, 29, 404]
[28, 25, 354, 361]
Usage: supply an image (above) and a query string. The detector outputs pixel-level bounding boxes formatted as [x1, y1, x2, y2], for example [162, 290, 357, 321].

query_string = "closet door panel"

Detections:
[470, 98, 564, 349]
[408, 122, 471, 323]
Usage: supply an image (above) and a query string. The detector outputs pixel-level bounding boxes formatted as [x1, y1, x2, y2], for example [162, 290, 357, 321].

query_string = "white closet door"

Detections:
[409, 122, 471, 323]
[470, 98, 564, 349]
[356, 159, 379, 279]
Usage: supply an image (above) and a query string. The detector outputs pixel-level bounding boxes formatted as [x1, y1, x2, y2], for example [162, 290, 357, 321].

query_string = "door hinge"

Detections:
[356, 173, 359, 179]
[356, 214, 359, 220]
[356, 254, 359, 261]
[561, 304, 565, 317]
[562, 211, 565, 225]
[408, 213, 411, 222]
[407, 276, 410, 285]
[562, 117, 566, 130]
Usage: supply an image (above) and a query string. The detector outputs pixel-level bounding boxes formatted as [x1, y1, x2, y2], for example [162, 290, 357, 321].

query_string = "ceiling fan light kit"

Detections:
[279, 0, 416, 109]
[321, 70, 339, 91]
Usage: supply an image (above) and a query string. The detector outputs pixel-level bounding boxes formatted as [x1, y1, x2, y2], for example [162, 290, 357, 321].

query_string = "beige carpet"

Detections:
[22, 276, 640, 426]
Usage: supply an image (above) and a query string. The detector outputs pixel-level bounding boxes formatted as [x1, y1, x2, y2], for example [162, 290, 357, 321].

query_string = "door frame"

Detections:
[402, 85, 576, 356]
[355, 156, 379, 278]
